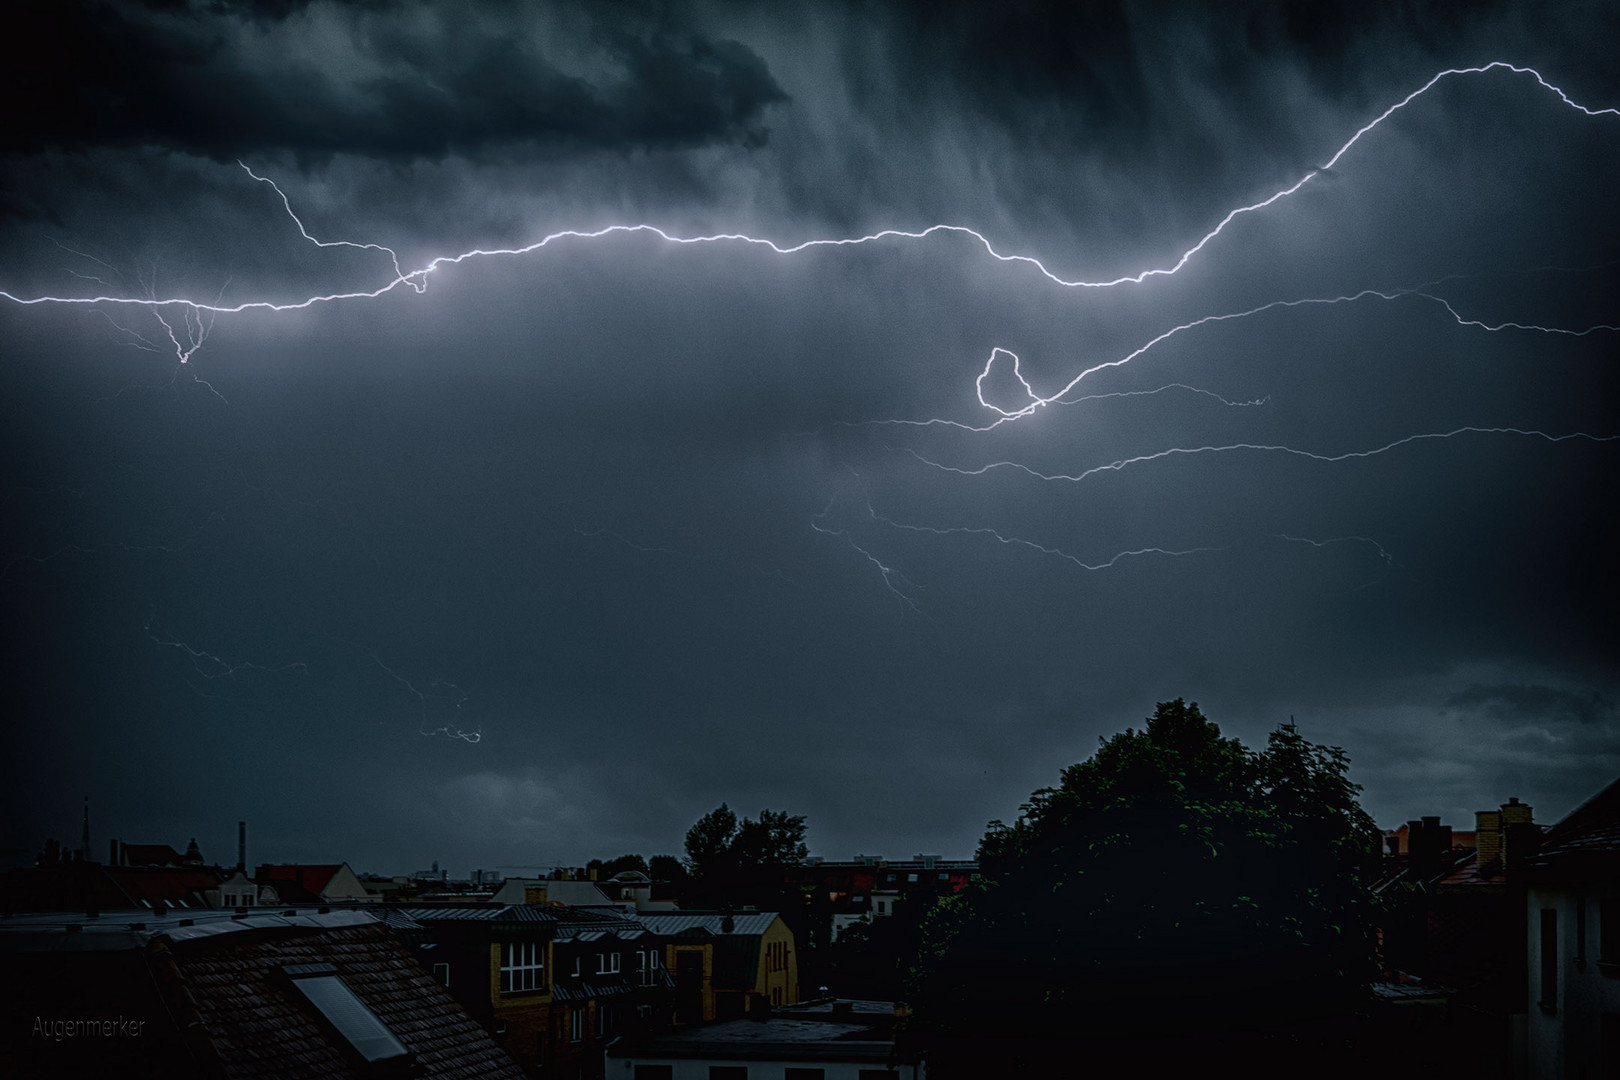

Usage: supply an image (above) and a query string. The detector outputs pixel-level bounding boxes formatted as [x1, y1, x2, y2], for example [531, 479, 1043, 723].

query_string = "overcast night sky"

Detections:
[2, 0, 1617, 877]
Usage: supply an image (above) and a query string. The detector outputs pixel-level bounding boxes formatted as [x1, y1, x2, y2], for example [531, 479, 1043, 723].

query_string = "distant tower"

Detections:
[81, 796, 90, 859]
[238, 821, 247, 873]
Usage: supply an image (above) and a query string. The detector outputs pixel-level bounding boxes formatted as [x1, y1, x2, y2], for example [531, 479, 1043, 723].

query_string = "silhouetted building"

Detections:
[1525, 776, 1620, 1079]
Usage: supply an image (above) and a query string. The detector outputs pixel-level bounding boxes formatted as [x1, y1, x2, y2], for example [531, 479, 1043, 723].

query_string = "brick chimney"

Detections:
[1475, 809, 1503, 869]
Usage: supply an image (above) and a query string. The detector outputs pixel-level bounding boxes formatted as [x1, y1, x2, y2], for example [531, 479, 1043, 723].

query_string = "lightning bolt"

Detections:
[811, 478, 923, 612]
[361, 647, 482, 744]
[903, 428, 1619, 485]
[238, 162, 419, 292]
[144, 613, 309, 681]
[3, 513, 222, 580]
[1275, 533, 1395, 567]
[1, 62, 1611, 324]
[3, 61, 1613, 612]
[573, 523, 699, 560]
[861, 499, 1224, 574]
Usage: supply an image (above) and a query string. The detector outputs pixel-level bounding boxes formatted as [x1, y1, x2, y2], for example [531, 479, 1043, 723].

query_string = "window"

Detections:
[637, 948, 659, 986]
[595, 1003, 608, 1037]
[906, 873, 918, 883]
[501, 941, 544, 993]
[570, 1006, 584, 1042]
[1602, 897, 1620, 963]
[596, 951, 620, 974]
[634, 1068, 673, 1080]
[572, 955, 581, 978]
[286, 971, 410, 1064]
[709, 1067, 748, 1080]
[1541, 908, 1559, 1010]
[784, 1070, 825, 1080]
[432, 962, 450, 987]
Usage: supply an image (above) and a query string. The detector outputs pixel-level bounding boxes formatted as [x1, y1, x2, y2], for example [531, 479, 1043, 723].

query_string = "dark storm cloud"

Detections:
[1448, 684, 1616, 728]
[2, 0, 1617, 873]
[1, 0, 786, 167]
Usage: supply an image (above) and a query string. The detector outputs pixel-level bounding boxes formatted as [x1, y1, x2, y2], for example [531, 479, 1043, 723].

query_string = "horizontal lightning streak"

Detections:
[877, 281, 1616, 432]
[1276, 533, 1394, 564]
[868, 505, 1223, 572]
[905, 427, 1619, 484]
[144, 614, 309, 681]
[1, 63, 1610, 323]
[3, 513, 222, 578]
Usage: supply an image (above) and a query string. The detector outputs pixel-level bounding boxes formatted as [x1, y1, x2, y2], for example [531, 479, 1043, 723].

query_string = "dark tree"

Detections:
[681, 804, 809, 915]
[731, 809, 809, 870]
[647, 854, 686, 885]
[683, 803, 740, 880]
[598, 853, 649, 878]
[915, 700, 1378, 1071]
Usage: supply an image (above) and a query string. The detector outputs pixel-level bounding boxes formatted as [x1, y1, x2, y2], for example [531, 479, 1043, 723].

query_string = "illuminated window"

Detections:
[501, 941, 544, 993]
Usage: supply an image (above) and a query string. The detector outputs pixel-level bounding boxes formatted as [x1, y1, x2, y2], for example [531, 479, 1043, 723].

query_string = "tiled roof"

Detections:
[165, 918, 524, 1079]
[1537, 776, 1620, 859]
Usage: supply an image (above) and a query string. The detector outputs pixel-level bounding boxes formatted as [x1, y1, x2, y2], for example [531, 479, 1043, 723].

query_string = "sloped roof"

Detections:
[120, 844, 187, 867]
[164, 919, 524, 1079]
[108, 867, 223, 907]
[255, 865, 342, 903]
[392, 904, 629, 928]
[1540, 776, 1620, 856]
[631, 911, 781, 936]
[1530, 776, 1620, 879]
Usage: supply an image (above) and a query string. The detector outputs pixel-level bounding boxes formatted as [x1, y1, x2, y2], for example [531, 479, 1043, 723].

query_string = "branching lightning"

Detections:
[4, 62, 1615, 623]
[362, 647, 482, 744]
[2, 63, 1611, 322]
[812, 478, 924, 612]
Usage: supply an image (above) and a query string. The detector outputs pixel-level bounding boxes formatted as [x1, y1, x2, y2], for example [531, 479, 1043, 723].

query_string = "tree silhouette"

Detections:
[915, 699, 1378, 1070]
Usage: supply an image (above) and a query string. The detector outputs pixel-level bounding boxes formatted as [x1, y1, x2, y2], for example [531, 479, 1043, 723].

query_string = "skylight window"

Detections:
[287, 972, 410, 1064]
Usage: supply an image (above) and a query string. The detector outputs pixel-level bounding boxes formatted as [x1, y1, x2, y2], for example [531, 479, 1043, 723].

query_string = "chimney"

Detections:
[110, 839, 119, 866]
[238, 822, 246, 873]
[1475, 809, 1503, 869]
[1500, 798, 1536, 868]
